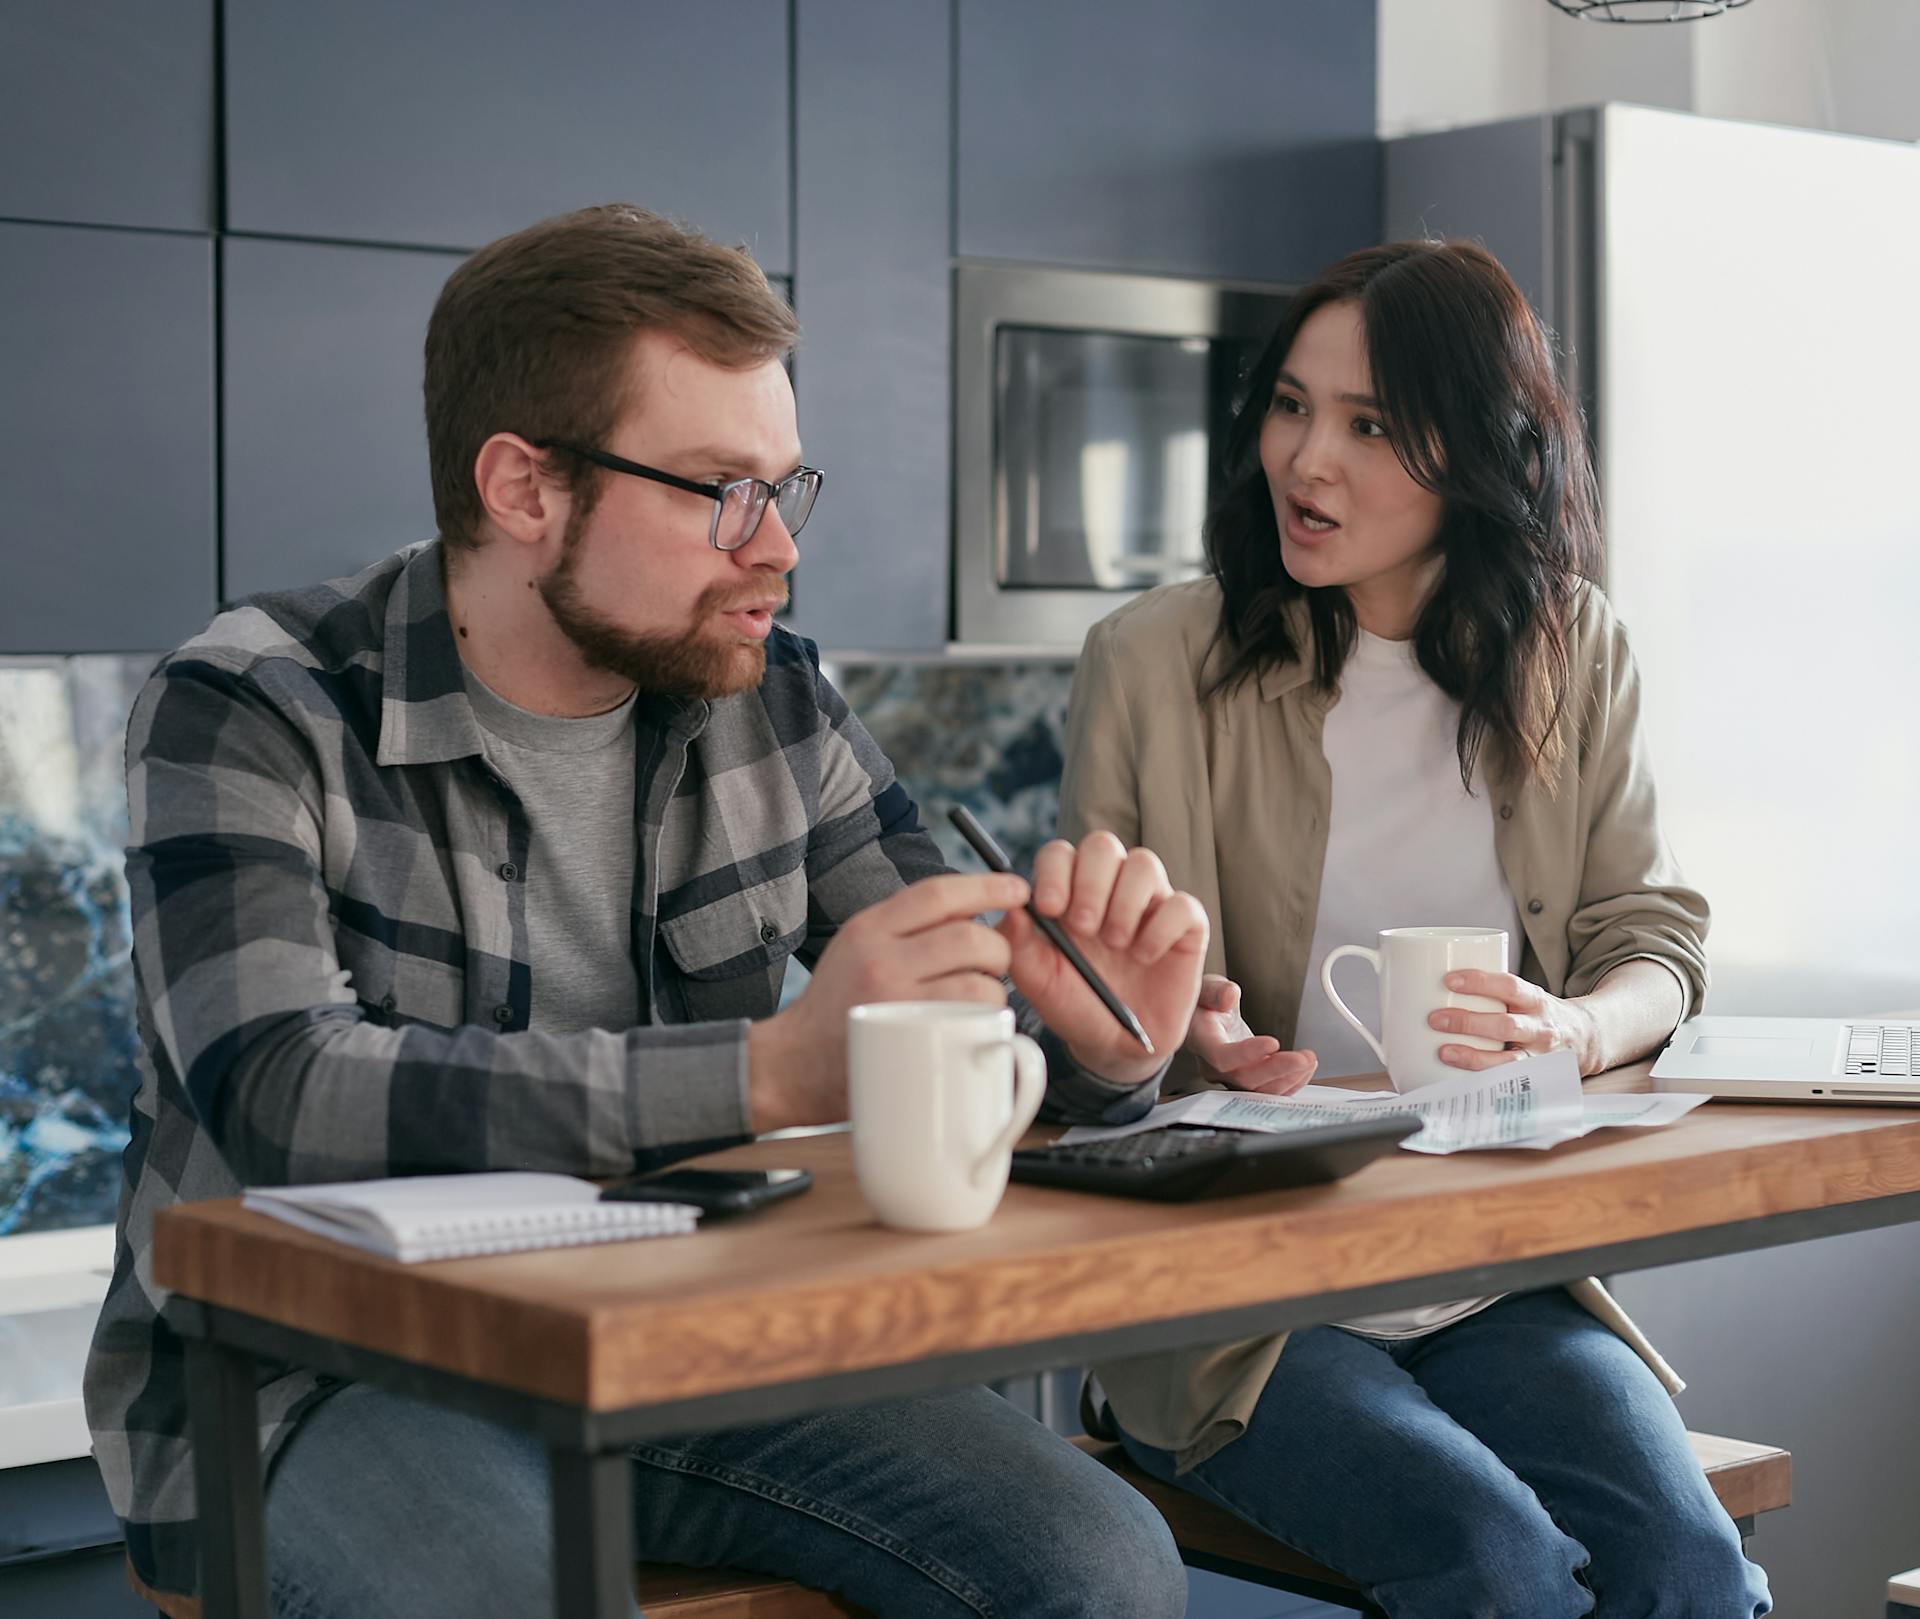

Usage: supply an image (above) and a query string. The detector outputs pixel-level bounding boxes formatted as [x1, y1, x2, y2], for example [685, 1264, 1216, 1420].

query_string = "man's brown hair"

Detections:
[424, 204, 798, 549]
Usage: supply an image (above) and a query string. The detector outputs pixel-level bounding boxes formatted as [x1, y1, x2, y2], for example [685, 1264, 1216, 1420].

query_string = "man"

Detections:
[86, 204, 1199, 1618]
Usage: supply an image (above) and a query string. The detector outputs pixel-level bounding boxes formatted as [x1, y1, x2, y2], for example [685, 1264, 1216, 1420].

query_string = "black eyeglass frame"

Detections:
[532, 439, 823, 551]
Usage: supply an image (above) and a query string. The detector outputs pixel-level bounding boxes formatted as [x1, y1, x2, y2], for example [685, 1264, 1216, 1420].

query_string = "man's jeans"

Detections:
[1114, 1287, 1774, 1619]
[261, 1381, 1187, 1619]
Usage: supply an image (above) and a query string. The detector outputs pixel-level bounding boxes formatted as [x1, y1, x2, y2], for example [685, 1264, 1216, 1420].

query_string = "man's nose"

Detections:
[736, 504, 799, 573]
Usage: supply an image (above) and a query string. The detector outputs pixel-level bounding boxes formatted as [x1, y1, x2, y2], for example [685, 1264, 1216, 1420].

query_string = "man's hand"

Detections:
[1000, 832, 1209, 1089]
[1188, 974, 1318, 1095]
[747, 873, 1029, 1133]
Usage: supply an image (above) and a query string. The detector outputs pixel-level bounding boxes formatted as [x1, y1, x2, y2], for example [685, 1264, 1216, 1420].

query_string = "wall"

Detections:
[1379, 0, 1920, 141]
[1694, 0, 1920, 139]
[1376, 0, 1551, 136]
[1378, 0, 1680, 137]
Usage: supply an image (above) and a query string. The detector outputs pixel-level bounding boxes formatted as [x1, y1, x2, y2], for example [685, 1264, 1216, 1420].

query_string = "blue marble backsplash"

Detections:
[0, 657, 150, 1236]
[0, 653, 1077, 1238]
[827, 660, 1076, 877]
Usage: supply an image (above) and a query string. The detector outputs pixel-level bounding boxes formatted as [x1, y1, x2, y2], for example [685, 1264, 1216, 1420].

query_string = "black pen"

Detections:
[946, 805, 1155, 1056]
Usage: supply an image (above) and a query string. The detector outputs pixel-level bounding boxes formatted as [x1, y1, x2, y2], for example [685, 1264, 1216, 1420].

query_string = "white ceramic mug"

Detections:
[847, 1002, 1047, 1232]
[1320, 927, 1510, 1091]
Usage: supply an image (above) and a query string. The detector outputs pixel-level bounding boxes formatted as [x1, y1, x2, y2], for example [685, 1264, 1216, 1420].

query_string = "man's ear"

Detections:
[473, 433, 565, 548]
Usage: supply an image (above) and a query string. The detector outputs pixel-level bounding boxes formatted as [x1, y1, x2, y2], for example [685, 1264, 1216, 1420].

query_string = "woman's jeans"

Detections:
[261, 1380, 1187, 1619]
[1115, 1288, 1773, 1619]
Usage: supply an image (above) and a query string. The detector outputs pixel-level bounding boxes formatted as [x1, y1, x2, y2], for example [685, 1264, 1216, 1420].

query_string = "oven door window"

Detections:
[993, 327, 1251, 591]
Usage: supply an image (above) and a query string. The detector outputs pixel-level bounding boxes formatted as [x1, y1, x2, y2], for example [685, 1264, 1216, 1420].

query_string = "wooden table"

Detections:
[155, 1063, 1920, 1618]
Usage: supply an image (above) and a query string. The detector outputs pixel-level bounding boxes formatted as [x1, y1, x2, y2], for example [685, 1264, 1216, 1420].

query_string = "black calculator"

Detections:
[1009, 1117, 1418, 1202]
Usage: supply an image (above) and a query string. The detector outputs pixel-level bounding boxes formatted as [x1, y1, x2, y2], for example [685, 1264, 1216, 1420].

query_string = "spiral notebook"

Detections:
[242, 1172, 700, 1263]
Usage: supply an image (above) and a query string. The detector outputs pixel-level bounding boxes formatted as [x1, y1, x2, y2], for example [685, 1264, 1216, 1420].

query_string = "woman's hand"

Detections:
[1430, 970, 1602, 1076]
[1186, 974, 1318, 1095]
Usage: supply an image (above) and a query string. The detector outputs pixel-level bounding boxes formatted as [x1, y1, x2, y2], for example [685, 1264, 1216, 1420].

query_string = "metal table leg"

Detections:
[185, 1336, 270, 1619]
[551, 1444, 635, 1618]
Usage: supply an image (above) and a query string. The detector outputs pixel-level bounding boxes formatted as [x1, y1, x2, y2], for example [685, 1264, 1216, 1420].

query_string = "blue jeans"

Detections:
[261, 1381, 1186, 1619]
[1114, 1288, 1773, 1619]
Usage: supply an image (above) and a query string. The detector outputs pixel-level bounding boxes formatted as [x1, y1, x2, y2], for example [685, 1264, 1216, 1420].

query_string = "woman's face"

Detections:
[1258, 299, 1444, 632]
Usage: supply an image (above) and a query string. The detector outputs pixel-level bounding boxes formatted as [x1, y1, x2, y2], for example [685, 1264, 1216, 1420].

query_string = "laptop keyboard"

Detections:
[1845, 1024, 1915, 1078]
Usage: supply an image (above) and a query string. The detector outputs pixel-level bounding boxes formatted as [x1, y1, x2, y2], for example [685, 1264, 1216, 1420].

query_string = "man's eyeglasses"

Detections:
[534, 440, 823, 552]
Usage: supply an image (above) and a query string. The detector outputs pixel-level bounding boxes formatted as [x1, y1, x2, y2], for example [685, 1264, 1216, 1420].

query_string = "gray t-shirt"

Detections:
[463, 669, 641, 1035]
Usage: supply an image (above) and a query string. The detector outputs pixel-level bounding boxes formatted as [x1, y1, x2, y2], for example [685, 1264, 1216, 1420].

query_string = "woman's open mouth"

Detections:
[1285, 495, 1341, 544]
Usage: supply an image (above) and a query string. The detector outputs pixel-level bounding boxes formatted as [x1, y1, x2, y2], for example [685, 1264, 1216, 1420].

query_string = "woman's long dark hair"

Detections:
[1203, 240, 1601, 787]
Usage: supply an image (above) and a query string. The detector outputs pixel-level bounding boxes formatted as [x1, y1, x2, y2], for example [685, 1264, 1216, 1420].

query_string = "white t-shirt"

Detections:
[1294, 627, 1524, 1339]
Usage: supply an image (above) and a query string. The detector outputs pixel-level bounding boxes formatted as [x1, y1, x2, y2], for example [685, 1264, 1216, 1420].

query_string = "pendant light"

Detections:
[1546, 0, 1752, 20]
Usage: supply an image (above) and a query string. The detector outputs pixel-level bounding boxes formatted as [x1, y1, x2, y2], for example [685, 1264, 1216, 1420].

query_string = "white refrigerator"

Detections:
[1386, 103, 1920, 1019]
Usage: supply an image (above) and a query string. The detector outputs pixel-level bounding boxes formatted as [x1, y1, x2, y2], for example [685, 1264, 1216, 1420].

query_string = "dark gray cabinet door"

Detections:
[224, 1, 790, 268]
[1384, 117, 1555, 323]
[222, 237, 463, 600]
[788, 0, 951, 652]
[957, 0, 1377, 282]
[0, 223, 215, 654]
[0, 2, 215, 232]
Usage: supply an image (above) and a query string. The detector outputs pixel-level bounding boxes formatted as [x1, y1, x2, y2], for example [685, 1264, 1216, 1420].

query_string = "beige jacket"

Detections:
[1058, 577, 1707, 1472]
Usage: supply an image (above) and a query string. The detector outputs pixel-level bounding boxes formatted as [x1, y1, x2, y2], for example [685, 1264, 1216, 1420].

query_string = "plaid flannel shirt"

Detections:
[85, 540, 1161, 1595]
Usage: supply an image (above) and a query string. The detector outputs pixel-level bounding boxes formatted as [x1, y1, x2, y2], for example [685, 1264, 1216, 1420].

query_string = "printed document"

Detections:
[1056, 1049, 1705, 1155]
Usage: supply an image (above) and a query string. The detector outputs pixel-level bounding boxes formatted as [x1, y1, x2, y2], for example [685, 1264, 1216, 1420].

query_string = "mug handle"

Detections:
[1320, 945, 1389, 1070]
[971, 1033, 1047, 1187]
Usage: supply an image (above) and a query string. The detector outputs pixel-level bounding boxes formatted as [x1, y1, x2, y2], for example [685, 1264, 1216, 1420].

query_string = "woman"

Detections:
[1056, 240, 1770, 1616]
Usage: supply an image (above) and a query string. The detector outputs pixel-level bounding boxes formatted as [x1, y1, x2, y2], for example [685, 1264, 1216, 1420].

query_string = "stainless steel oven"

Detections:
[953, 261, 1294, 649]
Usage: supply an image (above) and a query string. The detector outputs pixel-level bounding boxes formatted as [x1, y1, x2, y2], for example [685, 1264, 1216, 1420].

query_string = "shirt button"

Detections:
[1527, 899, 1544, 915]
[380, 993, 397, 1015]
[493, 1004, 514, 1026]
[759, 920, 780, 945]
[1499, 804, 1514, 820]
[497, 862, 519, 882]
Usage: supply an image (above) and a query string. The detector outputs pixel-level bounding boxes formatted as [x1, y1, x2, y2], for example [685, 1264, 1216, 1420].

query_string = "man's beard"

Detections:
[538, 509, 787, 700]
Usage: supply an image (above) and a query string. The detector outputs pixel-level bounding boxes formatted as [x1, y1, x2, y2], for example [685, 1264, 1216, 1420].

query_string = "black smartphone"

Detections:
[600, 1167, 813, 1219]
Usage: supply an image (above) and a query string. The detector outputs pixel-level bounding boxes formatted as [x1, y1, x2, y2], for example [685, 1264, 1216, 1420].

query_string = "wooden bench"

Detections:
[131, 1429, 1789, 1618]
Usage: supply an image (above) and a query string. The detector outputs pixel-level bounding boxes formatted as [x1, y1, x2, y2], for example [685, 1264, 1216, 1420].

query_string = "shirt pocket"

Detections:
[657, 866, 808, 983]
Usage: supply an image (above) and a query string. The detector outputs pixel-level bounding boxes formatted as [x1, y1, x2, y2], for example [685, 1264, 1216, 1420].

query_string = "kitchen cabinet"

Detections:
[0, 2, 215, 232]
[223, 0, 791, 267]
[956, 0, 1376, 282]
[788, 0, 952, 652]
[0, 222, 215, 654]
[222, 236, 462, 600]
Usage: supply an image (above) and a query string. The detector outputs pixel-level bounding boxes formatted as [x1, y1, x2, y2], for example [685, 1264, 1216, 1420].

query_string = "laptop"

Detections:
[1651, 1016, 1920, 1103]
